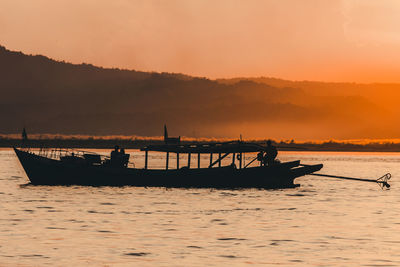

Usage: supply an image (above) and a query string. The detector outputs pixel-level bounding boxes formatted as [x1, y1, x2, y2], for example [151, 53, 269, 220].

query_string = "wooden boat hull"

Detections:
[14, 148, 323, 189]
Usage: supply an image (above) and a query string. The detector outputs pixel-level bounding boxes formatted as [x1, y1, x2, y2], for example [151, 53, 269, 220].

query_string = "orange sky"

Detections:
[1, 0, 400, 83]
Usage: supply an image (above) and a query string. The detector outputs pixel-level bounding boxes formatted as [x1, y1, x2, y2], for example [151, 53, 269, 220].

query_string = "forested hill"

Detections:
[0, 45, 397, 140]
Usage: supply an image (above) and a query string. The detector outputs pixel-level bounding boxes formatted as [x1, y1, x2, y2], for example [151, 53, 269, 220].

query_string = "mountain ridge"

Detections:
[0, 45, 397, 139]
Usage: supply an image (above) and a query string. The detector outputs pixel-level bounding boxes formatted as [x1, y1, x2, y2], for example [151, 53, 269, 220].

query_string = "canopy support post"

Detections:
[218, 153, 221, 167]
[239, 152, 242, 169]
[209, 153, 213, 168]
[166, 151, 169, 170]
[198, 153, 201, 168]
[188, 153, 191, 168]
[145, 150, 148, 170]
[232, 153, 235, 165]
[177, 152, 180, 169]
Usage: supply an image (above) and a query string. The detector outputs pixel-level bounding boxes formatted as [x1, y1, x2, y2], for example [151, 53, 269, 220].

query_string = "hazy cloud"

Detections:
[1, 0, 400, 82]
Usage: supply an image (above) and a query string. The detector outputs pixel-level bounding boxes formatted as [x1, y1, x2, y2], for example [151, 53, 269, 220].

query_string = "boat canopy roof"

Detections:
[141, 141, 267, 154]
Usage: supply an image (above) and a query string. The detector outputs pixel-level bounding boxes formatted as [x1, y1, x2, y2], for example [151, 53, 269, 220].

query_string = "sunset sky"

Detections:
[1, 0, 400, 82]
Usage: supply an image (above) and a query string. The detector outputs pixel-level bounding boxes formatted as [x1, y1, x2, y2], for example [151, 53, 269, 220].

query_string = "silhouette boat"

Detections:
[13, 140, 323, 188]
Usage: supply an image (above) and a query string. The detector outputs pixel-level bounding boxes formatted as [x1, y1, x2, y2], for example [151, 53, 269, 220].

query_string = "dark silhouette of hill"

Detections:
[0, 45, 397, 139]
[217, 77, 400, 114]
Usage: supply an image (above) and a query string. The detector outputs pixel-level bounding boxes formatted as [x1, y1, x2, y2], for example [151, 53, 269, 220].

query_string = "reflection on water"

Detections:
[0, 149, 399, 266]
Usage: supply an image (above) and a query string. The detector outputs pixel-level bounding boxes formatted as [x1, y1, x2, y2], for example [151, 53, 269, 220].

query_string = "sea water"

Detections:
[0, 149, 399, 266]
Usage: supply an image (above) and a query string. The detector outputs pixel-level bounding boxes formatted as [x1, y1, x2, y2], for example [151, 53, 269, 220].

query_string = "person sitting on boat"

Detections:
[264, 140, 278, 166]
[110, 145, 121, 166]
[111, 145, 120, 160]
[120, 148, 130, 167]
[110, 146, 130, 168]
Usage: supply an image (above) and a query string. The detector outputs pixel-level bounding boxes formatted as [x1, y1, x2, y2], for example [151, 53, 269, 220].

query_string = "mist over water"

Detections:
[1, 149, 399, 266]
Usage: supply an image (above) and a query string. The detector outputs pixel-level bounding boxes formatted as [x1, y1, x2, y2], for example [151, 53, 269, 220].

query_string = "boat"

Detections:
[13, 140, 323, 189]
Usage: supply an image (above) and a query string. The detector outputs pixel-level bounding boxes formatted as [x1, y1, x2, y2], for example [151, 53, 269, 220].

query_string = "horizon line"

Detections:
[2, 133, 400, 145]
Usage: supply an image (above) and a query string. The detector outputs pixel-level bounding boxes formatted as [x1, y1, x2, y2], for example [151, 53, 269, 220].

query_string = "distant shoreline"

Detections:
[3, 138, 400, 152]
